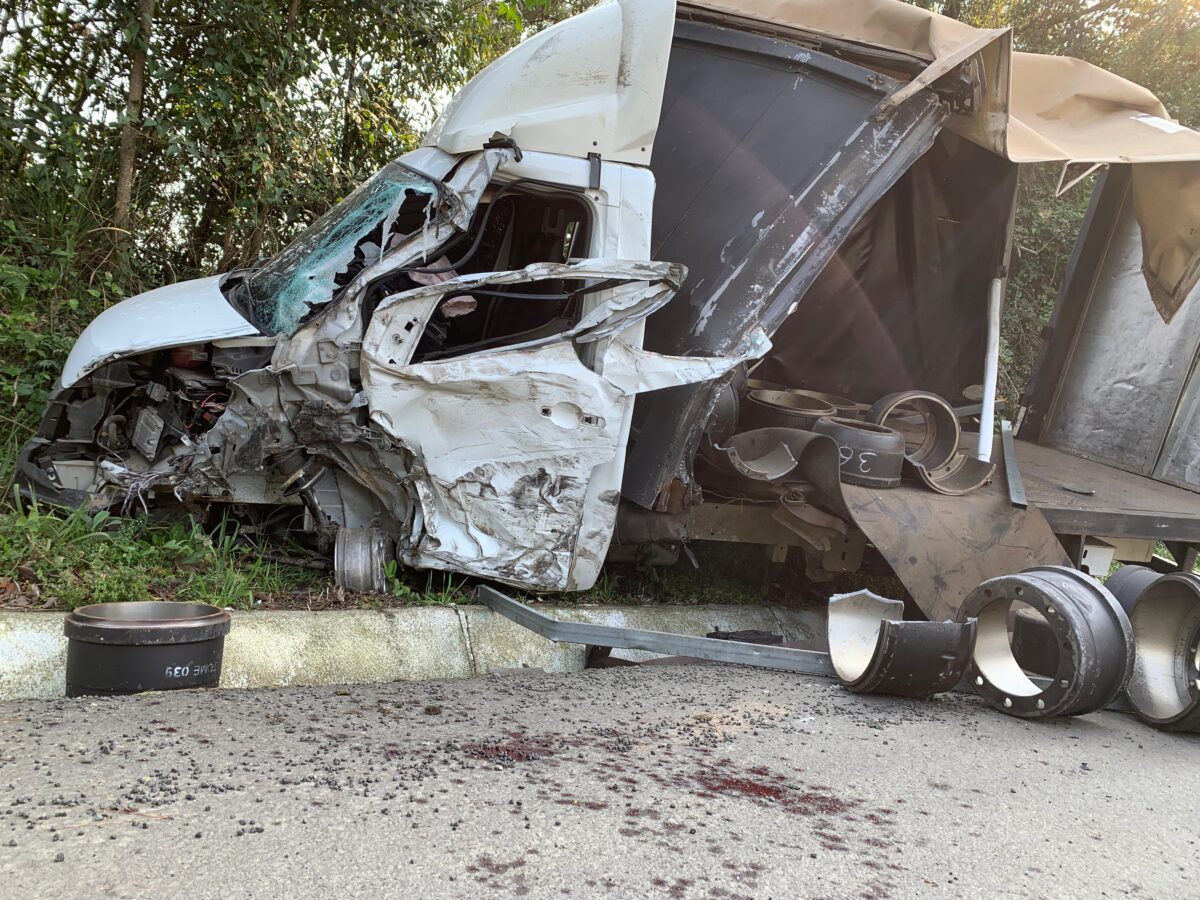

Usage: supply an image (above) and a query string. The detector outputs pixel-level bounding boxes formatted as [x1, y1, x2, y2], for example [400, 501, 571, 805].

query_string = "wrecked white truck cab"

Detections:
[21, 0, 764, 592]
[22, 0, 1200, 606]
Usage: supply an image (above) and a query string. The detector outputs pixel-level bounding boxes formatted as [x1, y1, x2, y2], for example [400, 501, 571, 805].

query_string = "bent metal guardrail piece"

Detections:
[961, 566, 1134, 718]
[828, 591, 976, 698]
[475, 586, 836, 678]
[1121, 572, 1200, 732]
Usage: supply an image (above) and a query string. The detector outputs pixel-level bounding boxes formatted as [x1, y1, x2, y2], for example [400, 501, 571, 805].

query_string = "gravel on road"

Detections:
[1, 664, 1196, 898]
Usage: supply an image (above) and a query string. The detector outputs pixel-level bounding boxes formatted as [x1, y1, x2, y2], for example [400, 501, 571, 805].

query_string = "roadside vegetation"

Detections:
[1, 0, 1199, 609]
[0, 498, 326, 609]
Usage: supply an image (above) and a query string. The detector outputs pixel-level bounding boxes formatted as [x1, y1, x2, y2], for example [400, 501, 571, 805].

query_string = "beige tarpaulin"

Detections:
[685, 0, 1200, 321]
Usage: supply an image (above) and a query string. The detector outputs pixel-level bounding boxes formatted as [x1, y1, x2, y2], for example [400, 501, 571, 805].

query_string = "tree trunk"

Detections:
[4, 28, 31, 173]
[338, 30, 360, 176]
[285, 0, 301, 32]
[113, 0, 157, 236]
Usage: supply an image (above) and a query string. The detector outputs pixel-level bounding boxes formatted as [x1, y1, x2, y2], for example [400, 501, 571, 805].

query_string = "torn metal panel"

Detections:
[1029, 168, 1200, 485]
[360, 261, 765, 591]
[690, 0, 1200, 319]
[624, 19, 947, 510]
[341, 149, 512, 302]
[841, 442, 1069, 622]
[597, 328, 770, 394]
[366, 339, 629, 587]
[361, 258, 687, 370]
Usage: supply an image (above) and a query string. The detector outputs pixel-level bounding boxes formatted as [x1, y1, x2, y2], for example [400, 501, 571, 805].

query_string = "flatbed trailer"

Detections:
[1020, 441, 1200, 548]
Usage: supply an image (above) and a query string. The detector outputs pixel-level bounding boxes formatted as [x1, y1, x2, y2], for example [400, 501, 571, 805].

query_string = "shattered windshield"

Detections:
[242, 162, 439, 334]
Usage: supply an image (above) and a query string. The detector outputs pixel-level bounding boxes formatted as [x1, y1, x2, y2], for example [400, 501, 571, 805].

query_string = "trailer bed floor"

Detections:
[1017, 440, 1200, 541]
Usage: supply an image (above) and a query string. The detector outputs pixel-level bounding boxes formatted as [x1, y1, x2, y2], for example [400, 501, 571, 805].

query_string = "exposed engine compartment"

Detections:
[22, 342, 328, 542]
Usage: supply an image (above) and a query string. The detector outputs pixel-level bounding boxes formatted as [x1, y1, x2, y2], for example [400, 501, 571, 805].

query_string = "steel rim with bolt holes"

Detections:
[960, 566, 1133, 718]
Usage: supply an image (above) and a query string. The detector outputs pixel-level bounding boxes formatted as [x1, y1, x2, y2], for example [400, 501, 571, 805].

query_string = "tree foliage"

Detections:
[0, 0, 587, 443]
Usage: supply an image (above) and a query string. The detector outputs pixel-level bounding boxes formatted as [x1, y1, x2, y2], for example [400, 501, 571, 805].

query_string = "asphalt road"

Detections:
[1, 665, 1197, 899]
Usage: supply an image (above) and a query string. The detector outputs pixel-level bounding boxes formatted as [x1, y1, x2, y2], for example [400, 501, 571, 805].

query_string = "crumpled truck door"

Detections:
[360, 259, 769, 592]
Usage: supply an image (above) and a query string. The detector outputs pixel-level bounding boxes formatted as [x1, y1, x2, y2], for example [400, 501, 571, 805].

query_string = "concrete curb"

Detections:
[0, 603, 825, 701]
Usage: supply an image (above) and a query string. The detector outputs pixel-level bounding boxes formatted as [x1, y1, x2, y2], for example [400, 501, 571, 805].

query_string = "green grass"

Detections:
[0, 490, 782, 612]
[0, 496, 326, 610]
[382, 561, 472, 606]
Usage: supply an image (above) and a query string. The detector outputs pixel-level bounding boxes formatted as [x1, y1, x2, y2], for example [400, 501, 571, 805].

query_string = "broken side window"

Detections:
[239, 162, 440, 335]
[402, 187, 591, 362]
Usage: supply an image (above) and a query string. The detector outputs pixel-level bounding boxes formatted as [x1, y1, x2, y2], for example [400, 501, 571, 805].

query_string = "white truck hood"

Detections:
[60, 275, 260, 388]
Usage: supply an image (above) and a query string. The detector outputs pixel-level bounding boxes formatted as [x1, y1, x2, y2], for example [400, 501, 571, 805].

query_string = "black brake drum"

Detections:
[64, 601, 231, 698]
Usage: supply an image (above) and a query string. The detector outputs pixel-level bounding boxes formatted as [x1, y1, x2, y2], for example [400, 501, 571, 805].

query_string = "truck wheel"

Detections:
[334, 527, 395, 594]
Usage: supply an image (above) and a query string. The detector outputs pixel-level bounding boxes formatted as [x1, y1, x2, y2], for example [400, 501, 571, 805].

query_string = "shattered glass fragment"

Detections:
[243, 163, 439, 335]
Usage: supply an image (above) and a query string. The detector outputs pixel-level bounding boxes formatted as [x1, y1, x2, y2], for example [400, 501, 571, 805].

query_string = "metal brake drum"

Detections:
[961, 566, 1134, 718]
[743, 389, 836, 431]
[1105, 564, 1162, 615]
[867, 390, 960, 471]
[828, 591, 975, 698]
[813, 417, 905, 488]
[1122, 572, 1200, 732]
[64, 601, 231, 698]
[794, 389, 866, 421]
